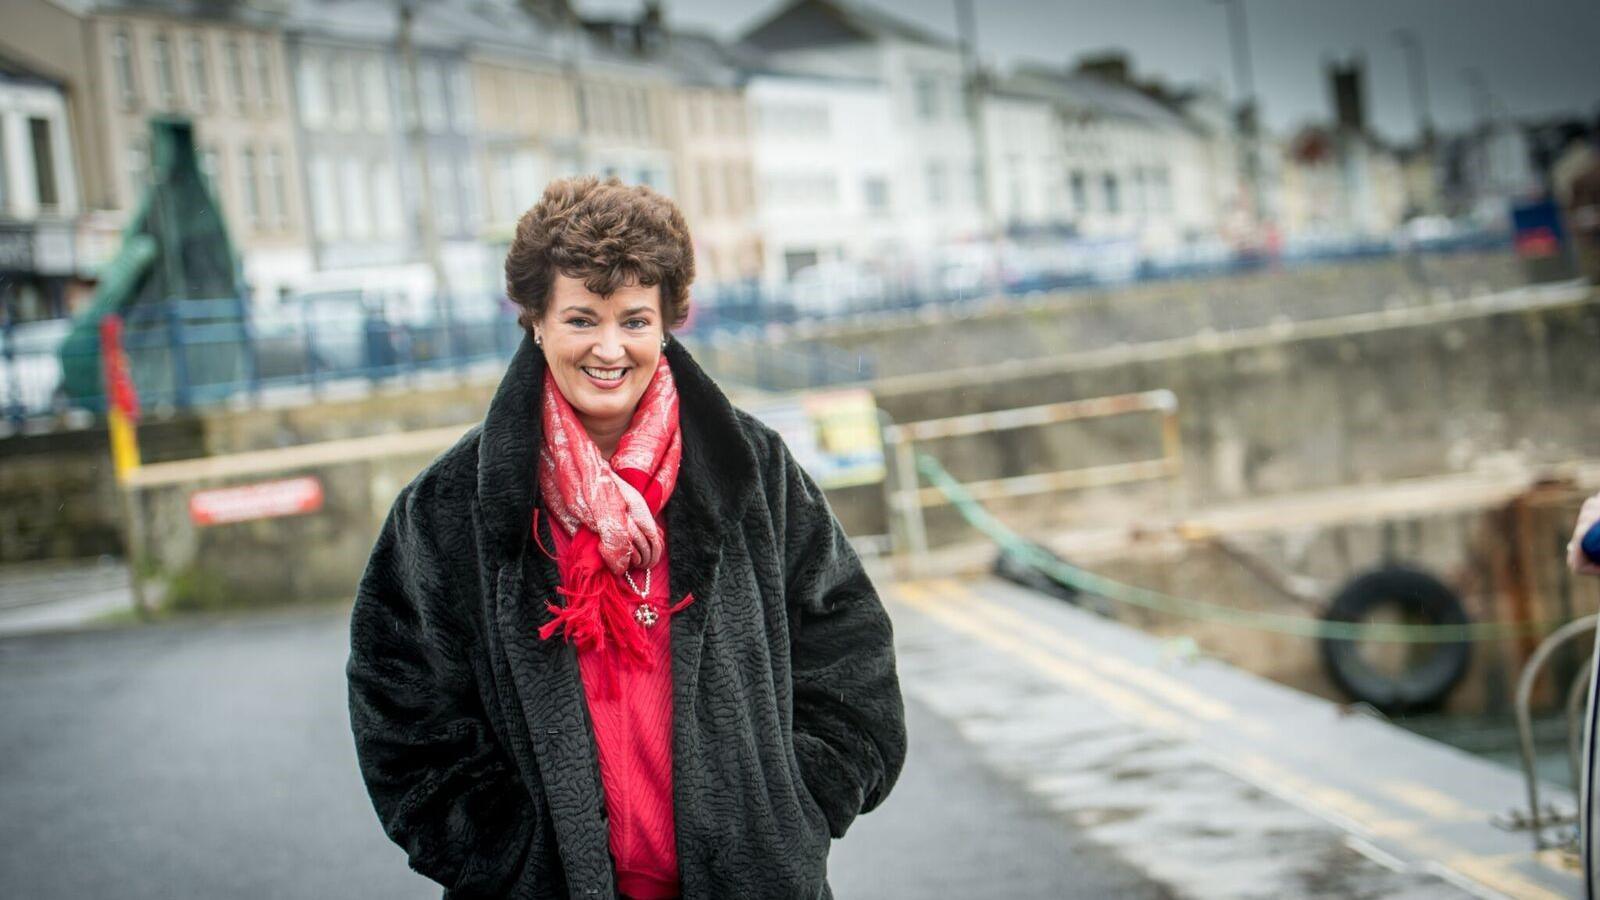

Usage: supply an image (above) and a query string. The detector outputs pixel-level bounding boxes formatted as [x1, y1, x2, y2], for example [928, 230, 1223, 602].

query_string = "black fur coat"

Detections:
[347, 335, 906, 899]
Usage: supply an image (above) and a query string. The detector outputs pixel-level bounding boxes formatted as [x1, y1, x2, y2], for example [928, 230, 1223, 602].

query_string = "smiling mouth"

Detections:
[580, 366, 630, 383]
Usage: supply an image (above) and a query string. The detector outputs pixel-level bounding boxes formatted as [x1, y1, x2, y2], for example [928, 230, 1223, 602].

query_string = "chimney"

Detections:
[1328, 56, 1366, 135]
[1075, 51, 1130, 84]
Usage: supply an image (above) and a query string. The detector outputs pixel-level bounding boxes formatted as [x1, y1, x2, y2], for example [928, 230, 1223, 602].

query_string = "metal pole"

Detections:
[397, 3, 452, 315]
[165, 302, 192, 409]
[1214, 0, 1263, 227]
[1463, 67, 1492, 131]
[886, 424, 929, 577]
[235, 290, 260, 402]
[1513, 615, 1598, 850]
[2, 286, 21, 428]
[954, 0, 1001, 299]
[1392, 29, 1433, 146]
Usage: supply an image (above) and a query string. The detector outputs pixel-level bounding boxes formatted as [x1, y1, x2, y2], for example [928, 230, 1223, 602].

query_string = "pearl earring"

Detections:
[534, 333, 542, 347]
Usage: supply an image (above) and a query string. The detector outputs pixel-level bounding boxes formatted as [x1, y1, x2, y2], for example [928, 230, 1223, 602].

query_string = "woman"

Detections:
[347, 176, 906, 900]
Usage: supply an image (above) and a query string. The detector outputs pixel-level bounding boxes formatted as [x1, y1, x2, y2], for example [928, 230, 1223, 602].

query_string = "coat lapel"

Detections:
[478, 335, 612, 894]
[477, 334, 762, 896]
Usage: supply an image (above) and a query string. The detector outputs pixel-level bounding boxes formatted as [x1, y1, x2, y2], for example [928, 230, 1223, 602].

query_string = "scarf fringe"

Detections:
[537, 559, 639, 655]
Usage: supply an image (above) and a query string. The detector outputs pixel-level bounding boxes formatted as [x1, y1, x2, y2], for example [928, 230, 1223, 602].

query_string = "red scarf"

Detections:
[536, 356, 687, 664]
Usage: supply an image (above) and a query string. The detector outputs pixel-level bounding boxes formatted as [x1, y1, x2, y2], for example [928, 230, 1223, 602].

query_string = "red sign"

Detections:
[189, 477, 325, 526]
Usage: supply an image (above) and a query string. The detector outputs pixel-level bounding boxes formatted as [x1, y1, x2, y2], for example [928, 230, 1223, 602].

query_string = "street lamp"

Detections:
[1392, 28, 1433, 147]
[1212, 0, 1264, 229]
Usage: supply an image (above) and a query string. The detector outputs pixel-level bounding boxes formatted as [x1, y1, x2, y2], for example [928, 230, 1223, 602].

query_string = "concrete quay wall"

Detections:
[878, 283, 1600, 547]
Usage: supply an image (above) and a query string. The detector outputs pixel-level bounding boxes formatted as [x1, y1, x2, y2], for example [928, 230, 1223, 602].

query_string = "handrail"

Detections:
[882, 389, 1183, 574]
[1513, 614, 1597, 850]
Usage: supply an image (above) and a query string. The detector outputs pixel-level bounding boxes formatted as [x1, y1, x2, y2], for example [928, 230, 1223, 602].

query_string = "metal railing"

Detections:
[1507, 614, 1597, 851]
[1, 294, 879, 429]
[882, 389, 1183, 573]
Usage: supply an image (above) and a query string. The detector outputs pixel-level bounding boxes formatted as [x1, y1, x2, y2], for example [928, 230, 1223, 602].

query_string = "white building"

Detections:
[739, 0, 985, 272]
[0, 56, 80, 321]
[745, 70, 898, 295]
[998, 61, 1223, 254]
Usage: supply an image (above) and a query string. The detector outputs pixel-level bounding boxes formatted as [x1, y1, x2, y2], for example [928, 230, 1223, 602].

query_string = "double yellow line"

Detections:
[888, 578, 1573, 900]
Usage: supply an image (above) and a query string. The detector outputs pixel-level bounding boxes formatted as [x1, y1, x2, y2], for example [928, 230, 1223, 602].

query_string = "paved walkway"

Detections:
[0, 598, 1160, 899]
[886, 576, 1582, 899]
[0, 558, 132, 636]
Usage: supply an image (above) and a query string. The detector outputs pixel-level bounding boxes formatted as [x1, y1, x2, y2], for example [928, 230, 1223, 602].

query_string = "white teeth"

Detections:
[581, 366, 627, 381]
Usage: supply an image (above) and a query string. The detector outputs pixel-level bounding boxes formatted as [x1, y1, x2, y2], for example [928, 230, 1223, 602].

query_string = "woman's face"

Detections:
[535, 273, 665, 439]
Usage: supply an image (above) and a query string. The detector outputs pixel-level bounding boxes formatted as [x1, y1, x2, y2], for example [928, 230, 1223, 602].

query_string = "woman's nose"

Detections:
[592, 326, 626, 361]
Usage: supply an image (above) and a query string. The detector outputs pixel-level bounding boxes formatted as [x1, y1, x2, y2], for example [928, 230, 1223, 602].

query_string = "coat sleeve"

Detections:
[769, 435, 908, 839]
[347, 480, 538, 897]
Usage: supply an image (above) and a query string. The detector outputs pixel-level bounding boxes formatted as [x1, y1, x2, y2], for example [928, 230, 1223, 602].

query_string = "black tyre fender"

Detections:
[1318, 565, 1472, 713]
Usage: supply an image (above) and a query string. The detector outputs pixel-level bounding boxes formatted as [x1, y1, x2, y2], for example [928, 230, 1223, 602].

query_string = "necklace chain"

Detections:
[623, 567, 651, 600]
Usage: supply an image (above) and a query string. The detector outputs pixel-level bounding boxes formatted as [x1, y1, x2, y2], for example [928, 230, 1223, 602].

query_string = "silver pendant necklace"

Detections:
[624, 568, 659, 628]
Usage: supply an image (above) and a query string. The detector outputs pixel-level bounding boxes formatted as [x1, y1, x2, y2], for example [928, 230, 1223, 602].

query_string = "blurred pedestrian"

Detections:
[1566, 489, 1600, 900]
[347, 176, 906, 899]
[1568, 491, 1600, 577]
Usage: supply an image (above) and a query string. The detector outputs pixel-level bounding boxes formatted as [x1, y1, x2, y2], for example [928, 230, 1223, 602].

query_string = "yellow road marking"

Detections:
[930, 578, 1240, 723]
[894, 580, 1192, 735]
[1381, 780, 1483, 823]
[1447, 854, 1567, 900]
[889, 576, 1576, 900]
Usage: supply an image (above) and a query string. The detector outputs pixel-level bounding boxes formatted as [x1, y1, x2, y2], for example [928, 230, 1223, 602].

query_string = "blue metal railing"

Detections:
[1, 292, 876, 428]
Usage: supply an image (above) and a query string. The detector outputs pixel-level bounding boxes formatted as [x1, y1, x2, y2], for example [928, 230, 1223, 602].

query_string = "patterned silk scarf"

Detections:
[537, 356, 685, 663]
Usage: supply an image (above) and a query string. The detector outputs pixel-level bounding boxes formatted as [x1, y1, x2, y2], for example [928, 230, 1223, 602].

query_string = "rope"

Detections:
[915, 452, 1571, 644]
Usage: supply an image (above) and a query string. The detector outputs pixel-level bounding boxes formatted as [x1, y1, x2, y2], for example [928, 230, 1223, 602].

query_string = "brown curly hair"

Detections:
[505, 176, 695, 333]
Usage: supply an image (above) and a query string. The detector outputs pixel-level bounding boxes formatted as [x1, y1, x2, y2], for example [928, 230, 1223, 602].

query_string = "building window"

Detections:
[28, 118, 59, 209]
[492, 152, 515, 223]
[0, 123, 8, 212]
[127, 142, 148, 199]
[342, 158, 370, 238]
[784, 248, 818, 279]
[224, 40, 247, 112]
[362, 59, 389, 129]
[309, 155, 339, 240]
[432, 160, 457, 232]
[629, 89, 648, 139]
[1153, 167, 1172, 213]
[926, 160, 946, 205]
[863, 175, 889, 215]
[200, 146, 220, 192]
[185, 37, 210, 109]
[1102, 172, 1120, 215]
[1133, 168, 1147, 216]
[725, 161, 745, 212]
[240, 147, 261, 229]
[327, 58, 352, 129]
[459, 159, 480, 230]
[254, 39, 274, 110]
[450, 67, 473, 133]
[914, 73, 939, 121]
[266, 148, 288, 229]
[513, 151, 541, 218]
[297, 55, 326, 127]
[152, 34, 178, 108]
[419, 61, 447, 132]
[113, 29, 139, 108]
[1070, 170, 1086, 213]
[372, 161, 401, 237]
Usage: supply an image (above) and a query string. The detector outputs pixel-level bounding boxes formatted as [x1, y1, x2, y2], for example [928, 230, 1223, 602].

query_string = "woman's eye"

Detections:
[566, 318, 593, 328]
[625, 319, 649, 329]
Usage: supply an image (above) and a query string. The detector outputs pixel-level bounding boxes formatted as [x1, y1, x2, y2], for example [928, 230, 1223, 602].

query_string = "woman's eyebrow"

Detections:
[559, 306, 598, 316]
[622, 307, 656, 316]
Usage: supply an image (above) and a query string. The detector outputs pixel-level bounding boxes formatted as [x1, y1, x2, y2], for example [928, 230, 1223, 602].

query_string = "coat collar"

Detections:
[477, 332, 761, 566]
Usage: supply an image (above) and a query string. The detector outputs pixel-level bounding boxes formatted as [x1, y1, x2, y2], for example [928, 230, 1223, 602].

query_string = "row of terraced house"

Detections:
[0, 0, 1497, 326]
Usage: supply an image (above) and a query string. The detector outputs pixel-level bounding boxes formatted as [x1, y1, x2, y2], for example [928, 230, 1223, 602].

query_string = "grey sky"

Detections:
[578, 0, 1600, 142]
